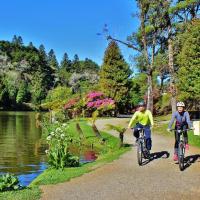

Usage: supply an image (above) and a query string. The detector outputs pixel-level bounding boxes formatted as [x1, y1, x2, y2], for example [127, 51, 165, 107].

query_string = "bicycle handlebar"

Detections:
[131, 128, 145, 131]
[169, 129, 193, 132]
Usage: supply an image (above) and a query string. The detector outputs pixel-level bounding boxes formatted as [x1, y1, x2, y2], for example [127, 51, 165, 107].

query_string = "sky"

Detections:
[0, 0, 139, 65]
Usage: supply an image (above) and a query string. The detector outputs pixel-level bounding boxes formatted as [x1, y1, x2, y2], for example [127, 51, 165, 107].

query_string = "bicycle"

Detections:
[170, 129, 192, 171]
[133, 128, 150, 166]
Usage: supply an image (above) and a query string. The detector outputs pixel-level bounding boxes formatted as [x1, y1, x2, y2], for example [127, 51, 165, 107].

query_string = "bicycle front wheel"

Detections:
[178, 142, 185, 171]
[137, 141, 143, 166]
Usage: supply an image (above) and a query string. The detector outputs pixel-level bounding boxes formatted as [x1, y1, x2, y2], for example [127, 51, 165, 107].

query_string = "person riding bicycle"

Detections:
[167, 102, 193, 161]
[128, 101, 154, 152]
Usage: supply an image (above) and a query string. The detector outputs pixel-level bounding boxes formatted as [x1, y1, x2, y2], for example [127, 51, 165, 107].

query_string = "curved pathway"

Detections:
[41, 118, 200, 200]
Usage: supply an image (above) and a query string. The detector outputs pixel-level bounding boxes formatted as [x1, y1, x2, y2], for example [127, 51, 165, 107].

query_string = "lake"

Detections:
[0, 112, 47, 186]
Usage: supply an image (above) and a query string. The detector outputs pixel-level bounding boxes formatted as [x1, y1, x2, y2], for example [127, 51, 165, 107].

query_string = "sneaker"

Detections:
[173, 153, 178, 161]
[185, 144, 189, 150]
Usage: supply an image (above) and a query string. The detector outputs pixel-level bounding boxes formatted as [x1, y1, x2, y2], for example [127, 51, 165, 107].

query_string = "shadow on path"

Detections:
[183, 154, 200, 170]
[150, 151, 170, 160]
[141, 151, 170, 166]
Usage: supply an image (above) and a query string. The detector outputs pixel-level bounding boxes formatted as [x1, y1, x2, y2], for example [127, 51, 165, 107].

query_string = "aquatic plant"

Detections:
[0, 174, 21, 192]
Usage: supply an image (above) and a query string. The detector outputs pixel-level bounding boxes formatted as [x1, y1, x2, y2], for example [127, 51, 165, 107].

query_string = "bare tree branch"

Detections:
[107, 35, 141, 52]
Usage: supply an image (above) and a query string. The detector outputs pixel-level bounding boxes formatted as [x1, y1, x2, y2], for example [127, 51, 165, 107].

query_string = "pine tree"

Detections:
[12, 35, 18, 44]
[60, 53, 71, 71]
[38, 44, 47, 60]
[17, 36, 23, 46]
[28, 42, 34, 49]
[72, 54, 80, 73]
[99, 41, 132, 112]
[48, 49, 59, 70]
[12, 35, 23, 46]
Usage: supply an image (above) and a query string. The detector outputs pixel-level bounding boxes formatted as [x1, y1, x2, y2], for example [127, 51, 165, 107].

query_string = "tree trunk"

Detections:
[147, 74, 153, 112]
[168, 25, 177, 113]
[140, 2, 154, 113]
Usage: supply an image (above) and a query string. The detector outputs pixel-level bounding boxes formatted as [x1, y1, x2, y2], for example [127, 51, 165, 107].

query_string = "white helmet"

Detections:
[177, 102, 185, 107]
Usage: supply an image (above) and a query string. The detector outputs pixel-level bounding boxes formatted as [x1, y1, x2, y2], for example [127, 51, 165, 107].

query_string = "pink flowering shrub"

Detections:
[86, 91, 104, 101]
[63, 91, 115, 118]
[86, 91, 115, 112]
[87, 98, 115, 109]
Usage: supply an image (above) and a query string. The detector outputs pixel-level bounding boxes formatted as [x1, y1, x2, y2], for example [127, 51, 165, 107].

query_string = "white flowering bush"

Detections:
[45, 122, 80, 169]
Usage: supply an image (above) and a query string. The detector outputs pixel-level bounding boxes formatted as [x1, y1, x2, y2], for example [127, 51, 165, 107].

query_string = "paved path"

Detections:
[41, 118, 200, 200]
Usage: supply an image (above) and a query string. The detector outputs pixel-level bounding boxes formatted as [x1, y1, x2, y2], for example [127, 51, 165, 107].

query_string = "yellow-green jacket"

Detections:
[128, 110, 154, 128]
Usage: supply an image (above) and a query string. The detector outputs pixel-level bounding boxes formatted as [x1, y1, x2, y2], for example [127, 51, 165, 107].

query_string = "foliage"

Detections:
[47, 49, 59, 70]
[0, 37, 99, 110]
[105, 124, 126, 134]
[16, 82, 29, 103]
[154, 93, 171, 114]
[0, 39, 55, 107]
[129, 73, 147, 106]
[86, 91, 115, 118]
[176, 20, 200, 109]
[45, 122, 80, 169]
[99, 41, 132, 111]
[45, 86, 72, 104]
[0, 174, 20, 192]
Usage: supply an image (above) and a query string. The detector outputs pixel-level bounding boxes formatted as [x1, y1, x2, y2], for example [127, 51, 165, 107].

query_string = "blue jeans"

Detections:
[133, 123, 152, 150]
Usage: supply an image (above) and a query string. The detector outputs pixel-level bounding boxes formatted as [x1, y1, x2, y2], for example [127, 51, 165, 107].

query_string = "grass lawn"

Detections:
[0, 120, 130, 200]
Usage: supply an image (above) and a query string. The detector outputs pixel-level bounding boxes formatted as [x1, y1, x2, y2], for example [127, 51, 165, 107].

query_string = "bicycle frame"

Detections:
[170, 129, 191, 171]
[133, 127, 149, 165]
[137, 128, 146, 151]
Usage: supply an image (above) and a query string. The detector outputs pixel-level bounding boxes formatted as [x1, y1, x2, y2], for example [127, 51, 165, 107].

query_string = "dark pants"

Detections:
[174, 125, 188, 154]
[133, 123, 152, 150]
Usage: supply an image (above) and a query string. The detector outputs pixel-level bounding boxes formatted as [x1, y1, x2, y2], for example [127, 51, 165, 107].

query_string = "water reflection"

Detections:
[0, 112, 47, 186]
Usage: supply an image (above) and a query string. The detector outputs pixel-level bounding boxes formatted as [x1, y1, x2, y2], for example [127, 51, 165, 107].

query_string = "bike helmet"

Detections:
[138, 101, 146, 107]
[176, 101, 185, 107]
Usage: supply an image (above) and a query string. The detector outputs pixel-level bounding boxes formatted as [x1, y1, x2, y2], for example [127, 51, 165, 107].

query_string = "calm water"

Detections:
[0, 112, 47, 186]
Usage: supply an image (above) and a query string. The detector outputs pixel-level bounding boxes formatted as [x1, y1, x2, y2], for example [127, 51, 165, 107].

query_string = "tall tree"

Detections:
[39, 44, 46, 56]
[107, 0, 166, 112]
[28, 42, 34, 49]
[72, 54, 80, 73]
[99, 41, 131, 112]
[176, 20, 200, 109]
[160, 0, 199, 112]
[48, 49, 59, 70]
[82, 58, 99, 72]
[60, 53, 71, 71]
[12, 35, 23, 46]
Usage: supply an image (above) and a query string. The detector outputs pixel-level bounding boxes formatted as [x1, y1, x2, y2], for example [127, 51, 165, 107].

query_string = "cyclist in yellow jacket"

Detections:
[128, 102, 154, 151]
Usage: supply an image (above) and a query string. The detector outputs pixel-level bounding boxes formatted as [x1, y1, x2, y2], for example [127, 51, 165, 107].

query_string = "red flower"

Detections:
[64, 98, 79, 109]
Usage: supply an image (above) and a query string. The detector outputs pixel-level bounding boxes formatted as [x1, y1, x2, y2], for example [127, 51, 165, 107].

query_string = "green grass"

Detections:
[154, 115, 200, 148]
[0, 187, 41, 200]
[0, 120, 130, 200]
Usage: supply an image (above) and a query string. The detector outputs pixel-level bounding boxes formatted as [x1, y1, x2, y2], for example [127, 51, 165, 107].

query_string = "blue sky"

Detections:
[0, 0, 139, 65]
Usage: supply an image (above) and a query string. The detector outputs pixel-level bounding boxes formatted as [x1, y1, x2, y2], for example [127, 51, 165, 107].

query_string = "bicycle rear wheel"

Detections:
[178, 142, 185, 171]
[137, 141, 143, 166]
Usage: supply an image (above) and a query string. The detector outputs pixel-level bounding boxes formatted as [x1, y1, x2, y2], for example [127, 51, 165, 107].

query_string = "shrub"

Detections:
[0, 174, 21, 192]
[45, 122, 80, 169]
